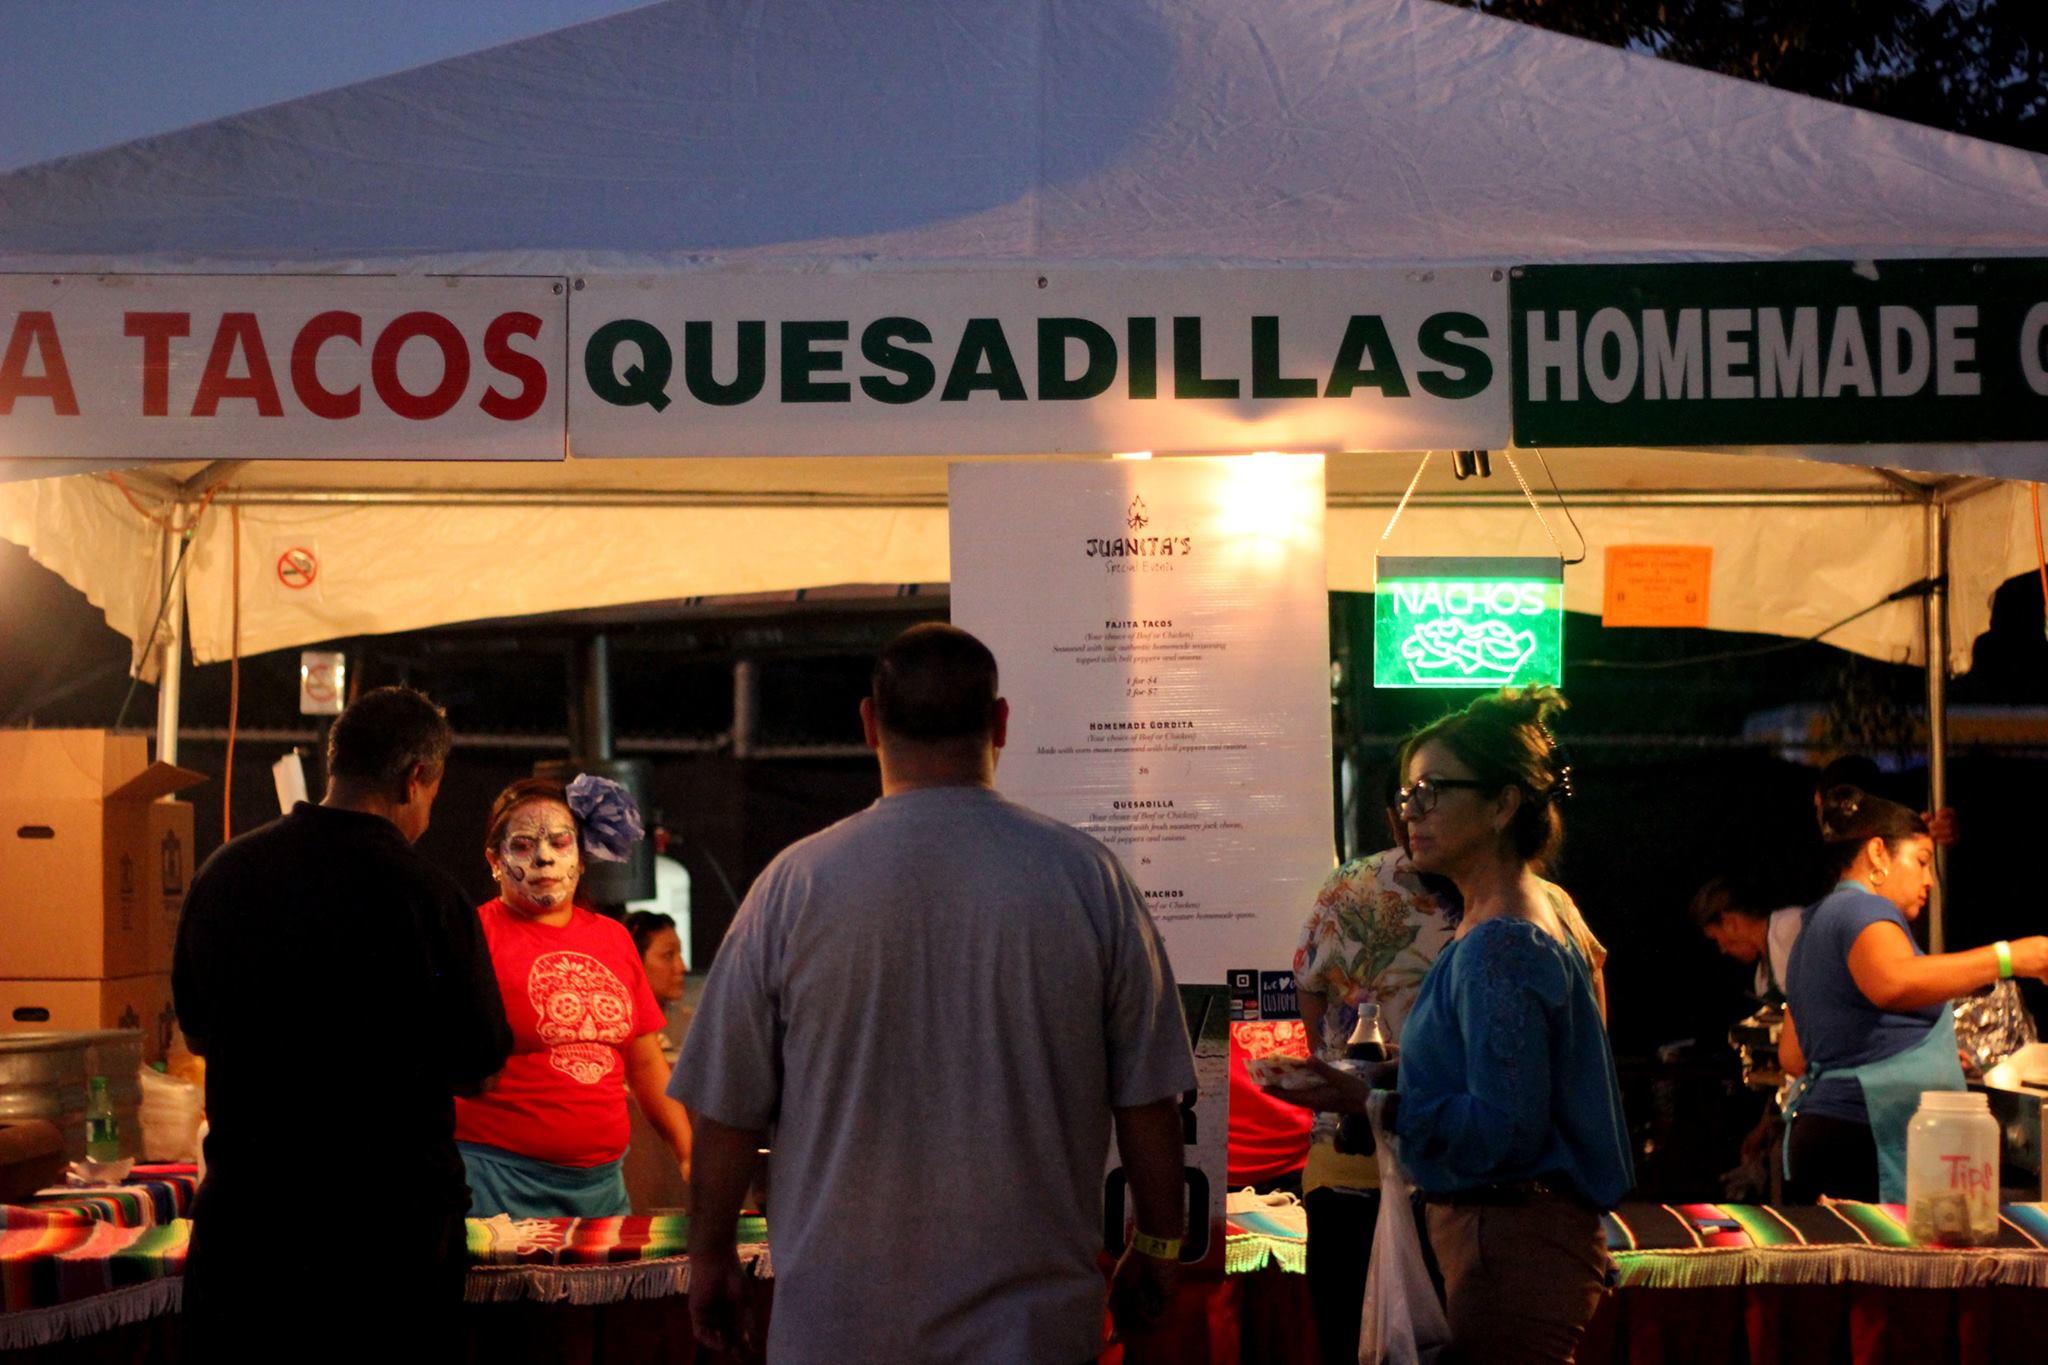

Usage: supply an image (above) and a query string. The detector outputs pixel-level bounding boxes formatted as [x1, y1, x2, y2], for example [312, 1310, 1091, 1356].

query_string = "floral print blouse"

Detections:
[1294, 850, 1458, 1065]
[1293, 849, 1605, 1144]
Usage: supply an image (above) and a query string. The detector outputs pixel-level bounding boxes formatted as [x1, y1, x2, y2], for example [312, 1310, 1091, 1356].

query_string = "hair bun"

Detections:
[1496, 687, 1572, 800]
[1818, 783, 1868, 842]
[1493, 685, 1569, 730]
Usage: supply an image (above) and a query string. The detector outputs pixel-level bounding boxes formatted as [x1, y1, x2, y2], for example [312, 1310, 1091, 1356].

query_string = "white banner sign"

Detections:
[0, 275, 566, 460]
[573, 268, 1507, 456]
[950, 455, 1335, 985]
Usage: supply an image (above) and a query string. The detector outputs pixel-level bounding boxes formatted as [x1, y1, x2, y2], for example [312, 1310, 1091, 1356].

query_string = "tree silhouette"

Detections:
[1452, 1, 2047, 154]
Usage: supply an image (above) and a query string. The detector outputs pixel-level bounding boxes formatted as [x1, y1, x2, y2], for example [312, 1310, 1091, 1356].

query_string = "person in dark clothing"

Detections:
[173, 686, 511, 1359]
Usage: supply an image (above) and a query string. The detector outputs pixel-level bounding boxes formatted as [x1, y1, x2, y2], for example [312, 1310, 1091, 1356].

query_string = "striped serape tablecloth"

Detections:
[21, 1165, 199, 1230]
[1603, 1200, 2048, 1289]
[1223, 1191, 1309, 1275]
[7, 1192, 2047, 1349]
[0, 1160, 201, 1345]
[0, 1218, 188, 1344]
[467, 1212, 768, 1265]
[1207, 1197, 2048, 1289]
[463, 1213, 772, 1305]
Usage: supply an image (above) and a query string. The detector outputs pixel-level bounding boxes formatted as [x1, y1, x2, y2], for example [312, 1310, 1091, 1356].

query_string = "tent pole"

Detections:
[1923, 502, 1951, 954]
[154, 528, 185, 766]
[570, 631, 616, 761]
[732, 660, 757, 761]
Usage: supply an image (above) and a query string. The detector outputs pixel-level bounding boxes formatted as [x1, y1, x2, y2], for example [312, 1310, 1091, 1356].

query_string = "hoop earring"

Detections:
[1870, 868, 1888, 886]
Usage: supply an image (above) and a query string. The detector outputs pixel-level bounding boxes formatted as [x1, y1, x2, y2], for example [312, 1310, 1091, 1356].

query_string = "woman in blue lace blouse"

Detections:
[1269, 687, 1632, 1365]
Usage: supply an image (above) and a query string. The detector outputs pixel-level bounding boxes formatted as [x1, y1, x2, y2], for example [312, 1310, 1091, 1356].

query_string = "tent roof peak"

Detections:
[0, 0, 2041, 274]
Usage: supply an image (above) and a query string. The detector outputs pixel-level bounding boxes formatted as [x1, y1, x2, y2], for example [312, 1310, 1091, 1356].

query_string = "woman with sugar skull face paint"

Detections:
[454, 777, 694, 1217]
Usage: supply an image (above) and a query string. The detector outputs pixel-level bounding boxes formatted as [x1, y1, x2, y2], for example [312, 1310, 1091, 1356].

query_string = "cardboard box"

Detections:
[0, 731, 205, 979]
[145, 794, 195, 971]
[0, 974, 176, 1063]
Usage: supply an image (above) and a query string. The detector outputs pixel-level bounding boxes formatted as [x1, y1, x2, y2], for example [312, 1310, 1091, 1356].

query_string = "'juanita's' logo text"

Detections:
[1086, 496, 1192, 558]
[1086, 534, 1193, 558]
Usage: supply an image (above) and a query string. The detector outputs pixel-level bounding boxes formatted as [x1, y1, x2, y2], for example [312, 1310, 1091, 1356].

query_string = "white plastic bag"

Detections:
[137, 1066, 204, 1162]
[1358, 1092, 1450, 1365]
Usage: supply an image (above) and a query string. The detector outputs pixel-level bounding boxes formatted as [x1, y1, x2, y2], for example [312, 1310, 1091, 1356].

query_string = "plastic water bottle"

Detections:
[1333, 1004, 1389, 1156]
[1905, 1090, 2000, 1246]
[85, 1074, 122, 1164]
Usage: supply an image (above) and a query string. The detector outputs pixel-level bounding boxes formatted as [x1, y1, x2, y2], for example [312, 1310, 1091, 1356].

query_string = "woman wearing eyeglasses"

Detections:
[1270, 687, 1631, 1365]
[1289, 775, 1609, 1365]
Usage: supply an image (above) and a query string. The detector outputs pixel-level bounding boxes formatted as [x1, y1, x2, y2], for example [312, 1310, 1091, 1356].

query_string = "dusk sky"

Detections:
[0, 0, 647, 170]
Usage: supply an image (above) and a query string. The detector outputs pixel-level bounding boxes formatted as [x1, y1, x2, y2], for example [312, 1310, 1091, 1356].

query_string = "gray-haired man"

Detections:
[175, 685, 511, 1356]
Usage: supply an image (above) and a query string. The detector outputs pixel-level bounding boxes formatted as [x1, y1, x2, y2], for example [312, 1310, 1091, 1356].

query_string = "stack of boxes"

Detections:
[0, 731, 203, 1062]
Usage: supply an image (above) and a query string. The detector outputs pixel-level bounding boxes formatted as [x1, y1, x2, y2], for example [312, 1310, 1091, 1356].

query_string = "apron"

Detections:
[1781, 1003, 1963, 1203]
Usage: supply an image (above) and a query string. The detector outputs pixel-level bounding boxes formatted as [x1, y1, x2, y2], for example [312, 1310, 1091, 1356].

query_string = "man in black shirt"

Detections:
[174, 686, 511, 1357]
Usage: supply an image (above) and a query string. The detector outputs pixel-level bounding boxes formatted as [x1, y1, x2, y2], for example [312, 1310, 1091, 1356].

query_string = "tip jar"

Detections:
[1905, 1090, 2000, 1247]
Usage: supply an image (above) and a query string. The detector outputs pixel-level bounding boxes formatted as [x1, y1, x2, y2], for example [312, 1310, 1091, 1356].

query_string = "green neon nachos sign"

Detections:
[1373, 556, 1564, 689]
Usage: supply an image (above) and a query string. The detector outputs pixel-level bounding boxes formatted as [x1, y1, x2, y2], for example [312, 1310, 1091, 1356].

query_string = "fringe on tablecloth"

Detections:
[1224, 1234, 1308, 1277]
[463, 1244, 772, 1307]
[1613, 1245, 2048, 1291]
[0, 1280, 184, 1351]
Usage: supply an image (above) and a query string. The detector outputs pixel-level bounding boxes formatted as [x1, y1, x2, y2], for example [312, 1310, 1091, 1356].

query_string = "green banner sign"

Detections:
[1511, 258, 2048, 446]
[1374, 556, 1563, 689]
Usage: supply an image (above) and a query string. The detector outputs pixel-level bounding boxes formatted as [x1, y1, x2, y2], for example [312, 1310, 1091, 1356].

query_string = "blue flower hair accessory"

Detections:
[566, 774, 643, 863]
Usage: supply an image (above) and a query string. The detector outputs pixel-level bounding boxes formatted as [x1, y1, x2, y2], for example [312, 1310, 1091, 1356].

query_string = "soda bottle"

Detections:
[1332, 1004, 1389, 1155]
[1343, 1002, 1389, 1065]
[85, 1074, 121, 1164]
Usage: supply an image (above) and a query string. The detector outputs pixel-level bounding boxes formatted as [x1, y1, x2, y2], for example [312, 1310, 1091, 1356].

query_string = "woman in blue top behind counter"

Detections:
[1267, 686, 1632, 1365]
[1779, 786, 2048, 1203]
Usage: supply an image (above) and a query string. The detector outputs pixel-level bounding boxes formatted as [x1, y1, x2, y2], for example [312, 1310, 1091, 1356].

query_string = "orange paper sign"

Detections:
[1603, 545, 1712, 628]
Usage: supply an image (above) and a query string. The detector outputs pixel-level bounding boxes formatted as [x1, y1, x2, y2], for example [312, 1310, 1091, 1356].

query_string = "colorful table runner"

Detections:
[0, 1220, 187, 1345]
[1223, 1200, 1309, 1275]
[6, 1192, 2048, 1349]
[1600, 1201, 2048, 1289]
[464, 1213, 773, 1306]
[467, 1213, 768, 1265]
[16, 1165, 199, 1230]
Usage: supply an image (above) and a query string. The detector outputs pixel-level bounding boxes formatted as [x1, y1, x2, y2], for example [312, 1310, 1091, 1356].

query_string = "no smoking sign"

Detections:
[299, 649, 345, 716]
[276, 546, 318, 590]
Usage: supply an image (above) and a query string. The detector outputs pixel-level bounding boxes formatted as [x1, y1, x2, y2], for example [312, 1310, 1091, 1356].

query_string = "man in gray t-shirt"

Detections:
[674, 623, 1197, 1365]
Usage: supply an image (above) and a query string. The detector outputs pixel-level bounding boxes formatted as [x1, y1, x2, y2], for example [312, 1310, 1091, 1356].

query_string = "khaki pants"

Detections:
[1424, 1193, 1609, 1365]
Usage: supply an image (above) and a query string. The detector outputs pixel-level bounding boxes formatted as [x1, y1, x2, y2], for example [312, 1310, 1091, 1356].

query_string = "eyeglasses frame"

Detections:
[1396, 777, 1493, 817]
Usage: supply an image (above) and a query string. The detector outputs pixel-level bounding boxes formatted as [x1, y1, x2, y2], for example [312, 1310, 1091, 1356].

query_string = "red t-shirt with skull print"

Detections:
[454, 899, 667, 1168]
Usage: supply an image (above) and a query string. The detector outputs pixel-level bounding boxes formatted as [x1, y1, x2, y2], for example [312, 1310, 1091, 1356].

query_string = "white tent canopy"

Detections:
[1, 0, 2043, 272]
[2, 449, 2031, 676]
[0, 0, 2043, 673]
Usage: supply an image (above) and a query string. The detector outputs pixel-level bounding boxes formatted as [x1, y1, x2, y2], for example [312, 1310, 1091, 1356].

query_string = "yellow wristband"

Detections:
[1129, 1229, 1182, 1261]
[1995, 940, 2014, 980]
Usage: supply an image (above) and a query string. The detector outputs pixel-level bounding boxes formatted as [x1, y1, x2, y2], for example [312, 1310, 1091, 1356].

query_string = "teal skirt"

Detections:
[459, 1141, 630, 1219]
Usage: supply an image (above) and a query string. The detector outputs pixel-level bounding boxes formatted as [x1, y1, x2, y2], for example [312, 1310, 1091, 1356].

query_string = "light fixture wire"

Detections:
[1377, 451, 1435, 547]
[1378, 448, 1588, 568]
[1502, 446, 1588, 566]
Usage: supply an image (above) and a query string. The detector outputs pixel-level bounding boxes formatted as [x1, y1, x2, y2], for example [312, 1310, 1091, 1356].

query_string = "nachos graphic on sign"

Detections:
[1399, 615, 1539, 684]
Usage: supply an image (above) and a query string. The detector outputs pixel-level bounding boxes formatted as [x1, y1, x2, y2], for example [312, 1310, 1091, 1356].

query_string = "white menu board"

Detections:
[950, 456, 1335, 985]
